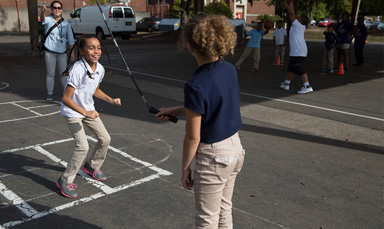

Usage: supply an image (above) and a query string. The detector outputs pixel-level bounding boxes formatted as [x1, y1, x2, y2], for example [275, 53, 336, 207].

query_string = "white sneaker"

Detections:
[280, 82, 290, 90]
[297, 85, 313, 94]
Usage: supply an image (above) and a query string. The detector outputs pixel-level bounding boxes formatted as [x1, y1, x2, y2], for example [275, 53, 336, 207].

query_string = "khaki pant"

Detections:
[321, 47, 334, 70]
[274, 45, 285, 64]
[63, 116, 111, 183]
[194, 132, 245, 228]
[235, 47, 260, 70]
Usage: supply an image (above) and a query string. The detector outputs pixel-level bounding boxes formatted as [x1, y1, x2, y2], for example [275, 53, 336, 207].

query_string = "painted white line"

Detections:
[0, 181, 39, 217]
[0, 82, 9, 90]
[0, 100, 61, 124]
[2, 173, 162, 228]
[241, 92, 384, 122]
[87, 136, 172, 176]
[105, 66, 383, 122]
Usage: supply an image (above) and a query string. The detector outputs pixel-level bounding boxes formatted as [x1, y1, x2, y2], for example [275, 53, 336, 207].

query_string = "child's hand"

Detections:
[181, 168, 194, 190]
[85, 110, 99, 119]
[112, 98, 121, 106]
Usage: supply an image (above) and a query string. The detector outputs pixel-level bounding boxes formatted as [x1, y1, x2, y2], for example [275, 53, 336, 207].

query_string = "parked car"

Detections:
[310, 19, 316, 26]
[364, 19, 372, 28]
[136, 17, 162, 32]
[158, 18, 180, 31]
[369, 21, 384, 30]
[318, 18, 335, 27]
[67, 4, 136, 40]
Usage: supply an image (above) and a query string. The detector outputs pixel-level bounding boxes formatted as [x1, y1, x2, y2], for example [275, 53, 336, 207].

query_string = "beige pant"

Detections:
[194, 132, 245, 228]
[274, 45, 285, 64]
[236, 47, 260, 70]
[321, 47, 334, 70]
[63, 116, 111, 183]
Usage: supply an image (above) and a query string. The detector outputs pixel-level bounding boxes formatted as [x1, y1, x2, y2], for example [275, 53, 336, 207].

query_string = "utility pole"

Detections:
[351, 0, 361, 24]
[27, 0, 39, 53]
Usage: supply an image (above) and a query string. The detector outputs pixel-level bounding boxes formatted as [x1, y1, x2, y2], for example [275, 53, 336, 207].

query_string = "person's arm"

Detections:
[62, 85, 100, 119]
[40, 5, 46, 22]
[155, 106, 186, 122]
[273, 35, 276, 45]
[93, 85, 121, 106]
[181, 108, 201, 190]
[282, 0, 297, 23]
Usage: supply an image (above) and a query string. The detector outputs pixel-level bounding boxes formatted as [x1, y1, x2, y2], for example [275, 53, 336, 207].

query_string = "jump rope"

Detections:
[95, 0, 178, 123]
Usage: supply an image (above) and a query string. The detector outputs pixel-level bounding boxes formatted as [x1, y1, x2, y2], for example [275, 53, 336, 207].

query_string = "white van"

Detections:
[67, 4, 136, 40]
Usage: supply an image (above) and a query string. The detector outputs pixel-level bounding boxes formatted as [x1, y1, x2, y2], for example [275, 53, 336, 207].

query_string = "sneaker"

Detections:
[297, 85, 314, 94]
[82, 162, 107, 181]
[280, 82, 290, 90]
[253, 68, 259, 72]
[328, 69, 334, 73]
[56, 176, 78, 198]
[46, 94, 53, 101]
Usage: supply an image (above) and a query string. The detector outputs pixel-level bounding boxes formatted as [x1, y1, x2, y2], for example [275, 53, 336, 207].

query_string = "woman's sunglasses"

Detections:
[52, 6, 62, 10]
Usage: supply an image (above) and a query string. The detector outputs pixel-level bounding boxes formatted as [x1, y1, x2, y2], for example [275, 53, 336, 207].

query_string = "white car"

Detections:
[310, 19, 316, 26]
[68, 4, 136, 40]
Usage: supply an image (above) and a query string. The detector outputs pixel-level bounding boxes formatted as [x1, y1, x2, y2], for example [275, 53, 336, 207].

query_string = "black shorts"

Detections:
[288, 57, 306, 75]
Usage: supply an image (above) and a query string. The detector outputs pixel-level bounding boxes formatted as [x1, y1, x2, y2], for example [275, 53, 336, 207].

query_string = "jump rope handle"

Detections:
[149, 107, 178, 124]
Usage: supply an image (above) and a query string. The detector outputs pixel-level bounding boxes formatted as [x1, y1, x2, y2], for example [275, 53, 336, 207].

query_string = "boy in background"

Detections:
[320, 23, 340, 73]
[235, 22, 270, 72]
[273, 20, 287, 65]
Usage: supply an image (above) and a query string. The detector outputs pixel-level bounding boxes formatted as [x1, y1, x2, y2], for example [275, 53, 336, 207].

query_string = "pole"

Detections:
[15, 0, 21, 32]
[27, 0, 39, 51]
[351, 0, 361, 24]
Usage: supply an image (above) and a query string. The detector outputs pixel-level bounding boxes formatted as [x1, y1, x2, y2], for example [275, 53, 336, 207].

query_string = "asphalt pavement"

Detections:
[0, 32, 383, 229]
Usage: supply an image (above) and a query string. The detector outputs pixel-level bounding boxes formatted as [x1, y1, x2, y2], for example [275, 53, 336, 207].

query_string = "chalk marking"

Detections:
[0, 181, 39, 217]
[233, 207, 289, 229]
[2, 174, 162, 228]
[0, 100, 61, 124]
[106, 66, 383, 122]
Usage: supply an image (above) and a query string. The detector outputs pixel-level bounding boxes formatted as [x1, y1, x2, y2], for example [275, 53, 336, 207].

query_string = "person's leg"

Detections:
[342, 48, 349, 69]
[57, 53, 68, 91]
[253, 48, 260, 70]
[299, 73, 309, 84]
[62, 117, 89, 183]
[83, 117, 111, 170]
[321, 47, 328, 71]
[44, 51, 57, 95]
[336, 47, 342, 68]
[235, 47, 252, 67]
[280, 45, 285, 64]
[328, 49, 334, 71]
[274, 45, 279, 63]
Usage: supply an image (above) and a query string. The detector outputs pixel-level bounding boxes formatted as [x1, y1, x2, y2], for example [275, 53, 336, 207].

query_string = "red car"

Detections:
[318, 18, 335, 27]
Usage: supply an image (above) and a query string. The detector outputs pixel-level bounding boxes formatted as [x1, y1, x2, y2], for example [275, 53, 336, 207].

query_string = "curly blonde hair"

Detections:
[180, 14, 237, 59]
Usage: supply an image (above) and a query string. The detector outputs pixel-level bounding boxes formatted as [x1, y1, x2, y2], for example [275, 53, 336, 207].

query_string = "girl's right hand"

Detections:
[85, 110, 99, 119]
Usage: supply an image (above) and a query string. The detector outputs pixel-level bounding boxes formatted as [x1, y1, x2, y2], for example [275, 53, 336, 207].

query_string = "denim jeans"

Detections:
[44, 51, 67, 95]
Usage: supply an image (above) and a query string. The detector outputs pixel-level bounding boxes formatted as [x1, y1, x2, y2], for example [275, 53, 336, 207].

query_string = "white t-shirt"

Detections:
[273, 27, 287, 45]
[61, 58, 105, 118]
[289, 19, 307, 57]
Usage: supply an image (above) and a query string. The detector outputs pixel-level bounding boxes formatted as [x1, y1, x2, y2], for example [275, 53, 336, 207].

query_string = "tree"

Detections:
[203, 1, 233, 18]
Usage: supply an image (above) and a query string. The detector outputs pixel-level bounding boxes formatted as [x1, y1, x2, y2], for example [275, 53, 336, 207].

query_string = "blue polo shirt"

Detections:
[184, 58, 242, 143]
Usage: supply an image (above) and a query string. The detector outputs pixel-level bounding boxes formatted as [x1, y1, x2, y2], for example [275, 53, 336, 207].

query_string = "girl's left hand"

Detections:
[112, 98, 121, 106]
[181, 168, 194, 190]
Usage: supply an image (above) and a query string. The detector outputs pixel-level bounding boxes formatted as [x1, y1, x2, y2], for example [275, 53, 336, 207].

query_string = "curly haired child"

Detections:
[155, 14, 245, 228]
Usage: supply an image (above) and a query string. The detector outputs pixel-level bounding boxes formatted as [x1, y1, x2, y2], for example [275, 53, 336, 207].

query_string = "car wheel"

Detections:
[147, 26, 153, 33]
[96, 27, 105, 40]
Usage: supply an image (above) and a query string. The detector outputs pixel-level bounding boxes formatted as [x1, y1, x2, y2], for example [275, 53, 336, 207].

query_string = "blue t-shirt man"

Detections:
[184, 58, 242, 143]
[246, 29, 266, 48]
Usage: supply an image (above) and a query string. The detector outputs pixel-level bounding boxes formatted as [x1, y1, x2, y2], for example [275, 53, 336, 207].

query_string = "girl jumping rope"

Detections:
[156, 14, 245, 228]
[57, 34, 121, 198]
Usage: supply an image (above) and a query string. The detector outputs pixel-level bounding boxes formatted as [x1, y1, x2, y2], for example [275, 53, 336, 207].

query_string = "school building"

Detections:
[0, 0, 274, 32]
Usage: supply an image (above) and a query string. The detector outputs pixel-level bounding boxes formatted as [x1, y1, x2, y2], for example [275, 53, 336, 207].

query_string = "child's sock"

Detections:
[284, 80, 291, 84]
[304, 82, 310, 87]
